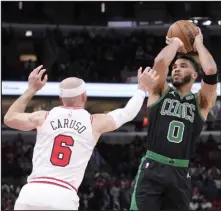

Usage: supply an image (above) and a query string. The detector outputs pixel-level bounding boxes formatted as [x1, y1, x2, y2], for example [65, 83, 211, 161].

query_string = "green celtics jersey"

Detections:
[146, 86, 205, 160]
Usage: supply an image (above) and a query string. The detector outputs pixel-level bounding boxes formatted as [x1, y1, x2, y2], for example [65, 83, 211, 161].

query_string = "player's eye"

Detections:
[181, 63, 188, 68]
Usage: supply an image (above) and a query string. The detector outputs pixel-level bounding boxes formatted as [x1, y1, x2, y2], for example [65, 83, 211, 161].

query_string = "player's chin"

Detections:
[172, 78, 180, 83]
[172, 80, 183, 87]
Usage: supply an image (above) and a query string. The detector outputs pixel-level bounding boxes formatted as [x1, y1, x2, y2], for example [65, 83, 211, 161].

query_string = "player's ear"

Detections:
[192, 72, 198, 80]
[81, 92, 87, 103]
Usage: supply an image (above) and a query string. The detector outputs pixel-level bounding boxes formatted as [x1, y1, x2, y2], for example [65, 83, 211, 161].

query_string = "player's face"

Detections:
[171, 59, 197, 88]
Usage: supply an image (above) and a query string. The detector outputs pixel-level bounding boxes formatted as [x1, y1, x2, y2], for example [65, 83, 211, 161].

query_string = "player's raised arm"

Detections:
[4, 65, 48, 131]
[153, 37, 186, 90]
[91, 67, 159, 139]
[194, 28, 217, 115]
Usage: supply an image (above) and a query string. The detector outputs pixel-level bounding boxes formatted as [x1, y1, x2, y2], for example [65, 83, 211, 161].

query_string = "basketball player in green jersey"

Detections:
[130, 28, 218, 210]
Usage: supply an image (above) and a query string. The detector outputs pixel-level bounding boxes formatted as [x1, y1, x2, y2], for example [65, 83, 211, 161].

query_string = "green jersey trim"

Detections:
[172, 88, 193, 100]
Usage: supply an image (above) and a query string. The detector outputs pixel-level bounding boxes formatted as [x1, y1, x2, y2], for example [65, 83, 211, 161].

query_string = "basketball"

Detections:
[167, 20, 199, 52]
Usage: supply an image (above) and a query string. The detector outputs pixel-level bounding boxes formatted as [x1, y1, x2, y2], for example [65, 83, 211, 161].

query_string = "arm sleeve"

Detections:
[108, 89, 145, 128]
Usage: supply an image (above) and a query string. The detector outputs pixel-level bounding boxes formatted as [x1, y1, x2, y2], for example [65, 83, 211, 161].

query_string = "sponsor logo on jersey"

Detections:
[186, 95, 194, 100]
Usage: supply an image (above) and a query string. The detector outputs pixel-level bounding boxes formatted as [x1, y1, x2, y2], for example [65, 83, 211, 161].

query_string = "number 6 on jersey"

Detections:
[50, 135, 74, 167]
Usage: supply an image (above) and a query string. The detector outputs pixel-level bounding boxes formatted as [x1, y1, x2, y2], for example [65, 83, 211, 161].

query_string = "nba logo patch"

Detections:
[145, 162, 149, 168]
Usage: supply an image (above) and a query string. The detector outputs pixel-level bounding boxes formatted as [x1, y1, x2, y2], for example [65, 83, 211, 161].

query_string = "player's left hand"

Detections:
[193, 27, 203, 52]
[28, 65, 48, 92]
[138, 67, 160, 92]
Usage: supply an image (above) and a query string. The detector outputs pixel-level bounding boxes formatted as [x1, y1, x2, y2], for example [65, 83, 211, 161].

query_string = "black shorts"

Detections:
[130, 157, 192, 211]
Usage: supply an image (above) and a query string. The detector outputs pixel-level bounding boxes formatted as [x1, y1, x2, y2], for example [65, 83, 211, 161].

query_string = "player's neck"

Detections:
[62, 103, 85, 108]
[174, 83, 192, 97]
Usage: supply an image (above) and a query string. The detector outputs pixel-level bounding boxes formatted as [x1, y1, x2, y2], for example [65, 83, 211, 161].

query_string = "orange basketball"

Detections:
[167, 20, 199, 52]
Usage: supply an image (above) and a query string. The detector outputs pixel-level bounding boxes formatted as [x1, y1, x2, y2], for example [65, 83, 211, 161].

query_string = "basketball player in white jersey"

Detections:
[4, 65, 159, 210]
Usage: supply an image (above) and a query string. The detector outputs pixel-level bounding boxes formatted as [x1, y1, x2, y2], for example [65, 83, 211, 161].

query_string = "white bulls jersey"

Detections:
[27, 106, 95, 192]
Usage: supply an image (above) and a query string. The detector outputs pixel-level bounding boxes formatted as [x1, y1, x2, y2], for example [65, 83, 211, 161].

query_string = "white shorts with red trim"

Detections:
[15, 177, 79, 210]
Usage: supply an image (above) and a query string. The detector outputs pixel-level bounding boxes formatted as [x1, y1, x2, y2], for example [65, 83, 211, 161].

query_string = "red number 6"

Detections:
[50, 135, 74, 167]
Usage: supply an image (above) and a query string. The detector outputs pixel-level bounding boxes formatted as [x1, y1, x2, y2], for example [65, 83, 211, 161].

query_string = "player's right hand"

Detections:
[28, 65, 48, 92]
[166, 36, 187, 54]
[137, 67, 160, 92]
[193, 27, 203, 52]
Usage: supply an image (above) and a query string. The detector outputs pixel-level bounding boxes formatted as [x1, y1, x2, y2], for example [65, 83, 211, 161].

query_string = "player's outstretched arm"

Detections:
[92, 67, 159, 137]
[4, 65, 48, 131]
[194, 28, 217, 115]
[92, 88, 145, 135]
[153, 37, 186, 90]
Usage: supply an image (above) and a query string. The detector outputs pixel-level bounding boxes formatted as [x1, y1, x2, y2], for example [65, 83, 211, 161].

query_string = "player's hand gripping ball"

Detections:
[167, 20, 199, 52]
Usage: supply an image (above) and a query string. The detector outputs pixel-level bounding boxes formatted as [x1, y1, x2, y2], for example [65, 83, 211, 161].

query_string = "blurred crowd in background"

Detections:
[2, 2, 221, 211]
[2, 28, 221, 83]
[2, 134, 221, 210]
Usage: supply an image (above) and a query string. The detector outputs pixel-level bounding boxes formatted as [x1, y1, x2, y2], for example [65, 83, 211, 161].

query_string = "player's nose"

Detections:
[173, 69, 180, 74]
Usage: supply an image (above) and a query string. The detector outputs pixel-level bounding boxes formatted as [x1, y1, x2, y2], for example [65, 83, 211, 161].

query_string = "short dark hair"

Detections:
[174, 54, 203, 77]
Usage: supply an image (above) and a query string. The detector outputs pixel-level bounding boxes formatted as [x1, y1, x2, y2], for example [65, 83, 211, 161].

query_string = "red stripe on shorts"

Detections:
[29, 181, 70, 191]
[30, 176, 77, 192]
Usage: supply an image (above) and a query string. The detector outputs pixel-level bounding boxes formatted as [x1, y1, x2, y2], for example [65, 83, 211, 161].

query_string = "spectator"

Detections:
[200, 197, 213, 210]
[190, 198, 199, 211]
[110, 183, 120, 210]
